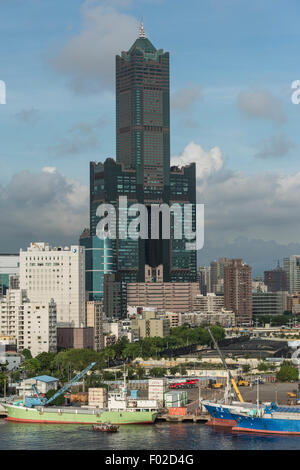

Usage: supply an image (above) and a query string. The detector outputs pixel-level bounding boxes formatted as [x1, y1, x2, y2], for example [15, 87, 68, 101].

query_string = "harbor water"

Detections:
[1, 419, 300, 450]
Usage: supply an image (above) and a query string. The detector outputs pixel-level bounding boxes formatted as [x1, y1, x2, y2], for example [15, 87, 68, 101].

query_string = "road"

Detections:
[184, 382, 299, 405]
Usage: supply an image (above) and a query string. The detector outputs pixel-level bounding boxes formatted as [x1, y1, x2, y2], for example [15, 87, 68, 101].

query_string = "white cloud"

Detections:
[238, 90, 286, 124]
[42, 166, 57, 174]
[171, 141, 224, 180]
[0, 169, 89, 250]
[51, 1, 139, 93]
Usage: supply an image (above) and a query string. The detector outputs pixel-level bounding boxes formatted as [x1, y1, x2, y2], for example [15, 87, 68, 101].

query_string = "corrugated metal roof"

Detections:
[32, 375, 58, 383]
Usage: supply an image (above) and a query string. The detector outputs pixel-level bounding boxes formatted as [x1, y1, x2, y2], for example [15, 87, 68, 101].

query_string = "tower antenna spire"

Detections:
[139, 18, 147, 38]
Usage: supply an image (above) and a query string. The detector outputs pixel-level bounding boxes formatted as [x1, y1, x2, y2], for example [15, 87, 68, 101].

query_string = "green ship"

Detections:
[3, 403, 157, 425]
[3, 367, 159, 425]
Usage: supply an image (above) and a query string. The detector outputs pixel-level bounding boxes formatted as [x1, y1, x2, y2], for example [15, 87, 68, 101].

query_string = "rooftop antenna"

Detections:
[139, 18, 147, 38]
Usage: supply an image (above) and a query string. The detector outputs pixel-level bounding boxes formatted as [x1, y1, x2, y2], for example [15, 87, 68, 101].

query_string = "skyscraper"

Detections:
[83, 24, 197, 305]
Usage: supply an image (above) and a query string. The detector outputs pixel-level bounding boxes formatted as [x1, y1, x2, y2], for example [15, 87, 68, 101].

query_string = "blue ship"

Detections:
[231, 403, 300, 434]
[202, 401, 265, 427]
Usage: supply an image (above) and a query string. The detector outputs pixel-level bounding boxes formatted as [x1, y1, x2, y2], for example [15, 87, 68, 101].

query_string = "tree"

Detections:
[257, 362, 269, 371]
[276, 361, 298, 382]
[151, 367, 166, 378]
[242, 364, 250, 373]
[169, 366, 179, 376]
[22, 358, 41, 377]
[0, 371, 7, 395]
[135, 367, 145, 379]
[22, 349, 32, 360]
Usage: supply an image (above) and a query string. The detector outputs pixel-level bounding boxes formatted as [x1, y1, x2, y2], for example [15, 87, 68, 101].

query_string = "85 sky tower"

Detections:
[83, 23, 197, 302]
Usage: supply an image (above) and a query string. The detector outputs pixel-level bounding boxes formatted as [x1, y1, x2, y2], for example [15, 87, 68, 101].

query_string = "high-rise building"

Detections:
[197, 266, 210, 295]
[210, 258, 231, 294]
[86, 300, 105, 351]
[224, 259, 252, 326]
[283, 256, 300, 294]
[84, 24, 197, 306]
[19, 242, 85, 327]
[264, 263, 287, 293]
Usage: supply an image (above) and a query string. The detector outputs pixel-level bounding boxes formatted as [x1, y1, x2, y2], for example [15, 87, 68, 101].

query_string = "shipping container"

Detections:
[70, 393, 88, 404]
[168, 407, 186, 416]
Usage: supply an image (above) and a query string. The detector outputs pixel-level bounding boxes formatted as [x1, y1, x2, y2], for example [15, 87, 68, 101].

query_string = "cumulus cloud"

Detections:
[238, 90, 286, 124]
[254, 133, 295, 159]
[14, 108, 40, 124]
[50, 1, 139, 93]
[171, 85, 203, 111]
[171, 141, 224, 180]
[0, 169, 89, 251]
[198, 168, 300, 247]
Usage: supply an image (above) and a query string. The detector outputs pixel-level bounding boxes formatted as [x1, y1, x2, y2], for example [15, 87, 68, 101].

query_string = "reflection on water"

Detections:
[1, 419, 300, 450]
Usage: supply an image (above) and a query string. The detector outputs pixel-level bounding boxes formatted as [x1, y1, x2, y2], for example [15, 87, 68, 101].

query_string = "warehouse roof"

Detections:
[32, 375, 58, 383]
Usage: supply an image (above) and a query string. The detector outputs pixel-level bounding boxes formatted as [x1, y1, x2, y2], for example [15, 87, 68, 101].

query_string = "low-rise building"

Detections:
[17, 375, 59, 397]
[131, 317, 170, 339]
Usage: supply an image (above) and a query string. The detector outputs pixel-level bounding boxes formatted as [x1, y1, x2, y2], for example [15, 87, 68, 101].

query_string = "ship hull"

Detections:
[232, 412, 300, 435]
[3, 404, 157, 425]
[203, 403, 236, 427]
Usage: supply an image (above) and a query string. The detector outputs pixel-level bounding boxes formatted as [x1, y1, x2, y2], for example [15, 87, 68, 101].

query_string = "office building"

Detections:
[252, 291, 288, 317]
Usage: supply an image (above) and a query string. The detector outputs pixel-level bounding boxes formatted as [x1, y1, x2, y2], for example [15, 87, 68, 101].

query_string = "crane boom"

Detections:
[45, 362, 96, 405]
[207, 328, 244, 403]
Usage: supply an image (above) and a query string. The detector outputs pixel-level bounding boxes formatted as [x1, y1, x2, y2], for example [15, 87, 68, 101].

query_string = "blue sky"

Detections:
[1, 0, 300, 273]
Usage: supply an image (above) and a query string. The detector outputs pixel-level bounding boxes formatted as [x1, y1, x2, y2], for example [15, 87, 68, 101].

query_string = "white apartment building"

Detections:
[19, 242, 85, 327]
[193, 293, 224, 313]
[0, 289, 57, 357]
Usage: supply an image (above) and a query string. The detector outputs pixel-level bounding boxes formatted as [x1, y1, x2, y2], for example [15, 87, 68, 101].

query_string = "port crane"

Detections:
[207, 328, 244, 403]
[25, 362, 97, 408]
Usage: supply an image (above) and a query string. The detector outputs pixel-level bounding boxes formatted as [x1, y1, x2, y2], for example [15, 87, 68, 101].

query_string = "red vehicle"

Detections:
[169, 379, 199, 389]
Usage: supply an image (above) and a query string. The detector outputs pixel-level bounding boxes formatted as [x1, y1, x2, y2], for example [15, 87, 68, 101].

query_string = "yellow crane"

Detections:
[207, 328, 244, 403]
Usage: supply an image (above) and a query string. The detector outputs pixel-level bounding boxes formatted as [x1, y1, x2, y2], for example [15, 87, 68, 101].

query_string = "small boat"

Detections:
[92, 422, 119, 433]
